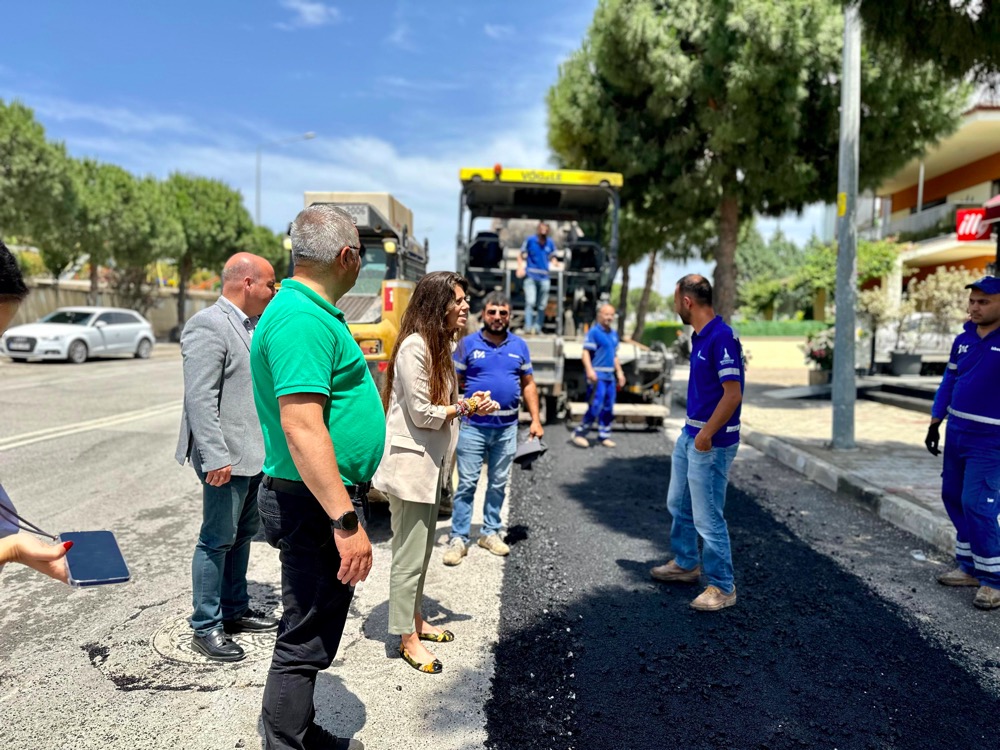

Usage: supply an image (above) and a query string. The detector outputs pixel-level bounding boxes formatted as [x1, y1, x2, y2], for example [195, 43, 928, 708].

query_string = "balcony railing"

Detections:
[886, 202, 960, 239]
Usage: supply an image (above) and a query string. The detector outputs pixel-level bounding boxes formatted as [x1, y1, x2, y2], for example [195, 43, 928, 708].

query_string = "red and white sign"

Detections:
[956, 208, 992, 241]
[383, 285, 395, 312]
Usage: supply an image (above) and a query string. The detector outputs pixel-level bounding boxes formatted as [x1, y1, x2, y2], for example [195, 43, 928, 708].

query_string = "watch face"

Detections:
[339, 511, 359, 531]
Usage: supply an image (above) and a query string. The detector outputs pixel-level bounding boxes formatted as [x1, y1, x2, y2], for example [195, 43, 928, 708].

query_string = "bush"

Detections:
[14, 249, 47, 278]
[733, 320, 831, 337]
[640, 322, 684, 346]
[640, 319, 829, 346]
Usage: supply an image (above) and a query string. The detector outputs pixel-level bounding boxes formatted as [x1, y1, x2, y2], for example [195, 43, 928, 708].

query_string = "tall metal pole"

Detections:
[254, 132, 315, 227]
[832, 4, 861, 450]
[255, 146, 263, 225]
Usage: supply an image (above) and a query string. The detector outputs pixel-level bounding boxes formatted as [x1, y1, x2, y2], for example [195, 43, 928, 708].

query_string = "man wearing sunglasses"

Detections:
[445, 292, 544, 565]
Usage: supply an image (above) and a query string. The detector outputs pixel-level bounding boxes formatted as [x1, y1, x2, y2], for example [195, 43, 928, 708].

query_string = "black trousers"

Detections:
[257, 483, 368, 750]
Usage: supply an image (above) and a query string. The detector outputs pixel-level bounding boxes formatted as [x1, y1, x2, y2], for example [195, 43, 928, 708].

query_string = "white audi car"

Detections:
[1, 306, 155, 363]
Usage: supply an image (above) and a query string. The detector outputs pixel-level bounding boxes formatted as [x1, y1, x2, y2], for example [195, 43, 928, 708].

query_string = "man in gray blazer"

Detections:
[175, 252, 278, 661]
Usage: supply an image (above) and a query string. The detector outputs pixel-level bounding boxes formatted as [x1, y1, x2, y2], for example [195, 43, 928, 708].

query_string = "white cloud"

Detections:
[61, 105, 553, 273]
[0, 90, 199, 135]
[484, 23, 515, 40]
[275, 0, 341, 31]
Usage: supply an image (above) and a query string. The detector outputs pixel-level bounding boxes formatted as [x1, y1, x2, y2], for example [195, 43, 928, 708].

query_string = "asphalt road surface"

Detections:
[487, 426, 1000, 750]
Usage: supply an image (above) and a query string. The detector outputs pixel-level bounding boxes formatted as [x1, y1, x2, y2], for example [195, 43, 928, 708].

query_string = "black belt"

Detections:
[262, 475, 370, 499]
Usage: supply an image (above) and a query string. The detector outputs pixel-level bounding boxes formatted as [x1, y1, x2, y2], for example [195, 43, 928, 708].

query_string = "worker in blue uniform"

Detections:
[516, 222, 556, 335]
[572, 303, 626, 448]
[445, 292, 544, 566]
[927, 275, 1000, 610]
[651, 275, 744, 612]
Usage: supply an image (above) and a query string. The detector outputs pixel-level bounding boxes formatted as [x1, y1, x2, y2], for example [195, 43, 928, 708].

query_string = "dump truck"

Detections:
[456, 166, 672, 426]
[303, 192, 427, 389]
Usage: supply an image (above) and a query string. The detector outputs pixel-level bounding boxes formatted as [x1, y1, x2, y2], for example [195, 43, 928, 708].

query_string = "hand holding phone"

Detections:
[58, 530, 130, 587]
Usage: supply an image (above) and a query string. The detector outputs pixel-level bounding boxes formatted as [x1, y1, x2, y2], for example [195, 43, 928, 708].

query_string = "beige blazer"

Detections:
[372, 334, 459, 504]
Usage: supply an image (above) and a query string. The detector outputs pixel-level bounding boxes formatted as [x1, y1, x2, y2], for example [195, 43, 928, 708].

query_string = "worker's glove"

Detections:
[924, 423, 941, 457]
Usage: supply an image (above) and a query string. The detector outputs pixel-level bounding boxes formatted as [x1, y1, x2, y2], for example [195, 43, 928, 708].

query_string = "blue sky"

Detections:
[1, 0, 826, 294]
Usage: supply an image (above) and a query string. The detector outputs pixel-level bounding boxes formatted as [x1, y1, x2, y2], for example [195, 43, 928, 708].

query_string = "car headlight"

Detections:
[39, 335, 65, 342]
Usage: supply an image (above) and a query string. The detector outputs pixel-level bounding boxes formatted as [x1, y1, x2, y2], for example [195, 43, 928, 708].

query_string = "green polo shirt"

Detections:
[250, 279, 385, 485]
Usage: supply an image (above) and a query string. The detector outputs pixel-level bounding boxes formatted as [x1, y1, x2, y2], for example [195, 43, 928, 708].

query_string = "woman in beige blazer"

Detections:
[373, 271, 497, 674]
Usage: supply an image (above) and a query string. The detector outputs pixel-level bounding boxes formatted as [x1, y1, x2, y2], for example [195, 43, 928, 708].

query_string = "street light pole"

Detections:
[254, 131, 316, 225]
[832, 4, 861, 450]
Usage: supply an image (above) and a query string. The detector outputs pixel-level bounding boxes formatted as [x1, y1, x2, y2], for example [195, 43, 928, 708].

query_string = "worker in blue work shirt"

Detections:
[926, 275, 1000, 610]
[516, 221, 556, 335]
[444, 292, 544, 566]
[651, 274, 744, 612]
[572, 303, 626, 448]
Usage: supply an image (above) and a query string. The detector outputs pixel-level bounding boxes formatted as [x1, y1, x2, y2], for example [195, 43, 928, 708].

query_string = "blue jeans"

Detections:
[941, 426, 1000, 587]
[450, 422, 518, 543]
[523, 275, 550, 333]
[665, 431, 739, 593]
[190, 471, 262, 636]
[575, 379, 617, 440]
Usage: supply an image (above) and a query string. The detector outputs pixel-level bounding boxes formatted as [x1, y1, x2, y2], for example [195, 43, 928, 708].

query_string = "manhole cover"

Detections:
[152, 615, 277, 664]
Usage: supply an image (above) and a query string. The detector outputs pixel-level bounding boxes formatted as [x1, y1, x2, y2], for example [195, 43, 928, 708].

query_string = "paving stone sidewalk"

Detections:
[672, 365, 956, 554]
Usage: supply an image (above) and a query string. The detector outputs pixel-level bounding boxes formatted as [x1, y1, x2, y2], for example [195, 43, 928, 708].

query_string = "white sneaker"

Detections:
[443, 538, 467, 566]
[572, 435, 589, 448]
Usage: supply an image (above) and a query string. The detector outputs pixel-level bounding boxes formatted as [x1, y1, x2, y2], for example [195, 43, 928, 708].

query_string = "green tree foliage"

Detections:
[736, 225, 812, 318]
[111, 178, 186, 315]
[0, 99, 76, 252]
[70, 159, 151, 304]
[797, 236, 900, 295]
[849, 1, 1000, 79]
[548, 0, 966, 322]
[166, 173, 254, 325]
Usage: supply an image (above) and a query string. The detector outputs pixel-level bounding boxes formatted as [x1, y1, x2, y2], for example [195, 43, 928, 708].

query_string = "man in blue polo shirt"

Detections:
[925, 275, 1000, 610]
[651, 275, 744, 612]
[516, 221, 556, 334]
[572, 303, 626, 448]
[444, 292, 544, 565]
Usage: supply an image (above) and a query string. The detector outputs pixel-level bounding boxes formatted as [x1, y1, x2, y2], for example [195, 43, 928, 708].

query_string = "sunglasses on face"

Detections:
[485, 309, 509, 317]
[344, 244, 366, 259]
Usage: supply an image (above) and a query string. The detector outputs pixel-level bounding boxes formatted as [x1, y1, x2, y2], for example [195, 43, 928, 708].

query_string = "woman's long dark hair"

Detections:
[382, 271, 469, 411]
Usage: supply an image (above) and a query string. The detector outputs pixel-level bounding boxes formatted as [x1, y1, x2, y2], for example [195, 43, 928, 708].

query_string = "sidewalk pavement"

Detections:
[671, 365, 956, 555]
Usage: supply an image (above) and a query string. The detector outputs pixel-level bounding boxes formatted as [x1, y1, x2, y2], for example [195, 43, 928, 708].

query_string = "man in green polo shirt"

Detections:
[251, 203, 384, 750]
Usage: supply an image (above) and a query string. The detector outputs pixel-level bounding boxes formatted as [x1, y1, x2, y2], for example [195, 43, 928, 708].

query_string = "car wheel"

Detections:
[135, 339, 153, 359]
[67, 340, 88, 364]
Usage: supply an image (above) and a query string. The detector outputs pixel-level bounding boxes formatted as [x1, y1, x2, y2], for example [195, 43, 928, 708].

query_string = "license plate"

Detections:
[7, 342, 30, 351]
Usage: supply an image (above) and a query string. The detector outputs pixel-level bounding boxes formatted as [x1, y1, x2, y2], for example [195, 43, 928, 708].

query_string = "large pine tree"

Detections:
[548, 0, 966, 320]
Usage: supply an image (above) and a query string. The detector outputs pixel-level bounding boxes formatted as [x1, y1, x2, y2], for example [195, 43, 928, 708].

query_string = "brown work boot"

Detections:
[973, 585, 1000, 610]
[690, 585, 737, 611]
[650, 560, 701, 584]
[600, 438, 616, 448]
[937, 568, 980, 587]
[571, 435, 590, 448]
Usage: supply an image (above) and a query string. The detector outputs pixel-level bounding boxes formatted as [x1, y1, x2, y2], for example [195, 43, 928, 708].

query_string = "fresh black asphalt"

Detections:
[485, 428, 999, 750]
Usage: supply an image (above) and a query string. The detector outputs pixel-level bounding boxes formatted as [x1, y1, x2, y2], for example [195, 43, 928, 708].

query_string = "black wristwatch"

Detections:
[331, 510, 359, 531]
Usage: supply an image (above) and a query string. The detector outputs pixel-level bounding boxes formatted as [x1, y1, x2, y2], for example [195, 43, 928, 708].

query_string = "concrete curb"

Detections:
[738, 425, 954, 555]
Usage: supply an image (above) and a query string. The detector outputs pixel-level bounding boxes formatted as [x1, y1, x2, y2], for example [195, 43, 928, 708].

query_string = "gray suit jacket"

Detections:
[174, 298, 265, 476]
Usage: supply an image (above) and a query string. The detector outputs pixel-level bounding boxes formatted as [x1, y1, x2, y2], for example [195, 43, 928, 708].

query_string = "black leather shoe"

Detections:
[223, 608, 279, 634]
[191, 627, 245, 662]
[304, 723, 360, 749]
